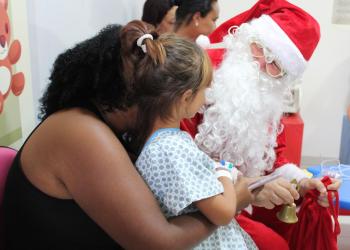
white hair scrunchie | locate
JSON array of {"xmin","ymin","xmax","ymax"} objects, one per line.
[{"xmin": 136, "ymin": 34, "xmax": 153, "ymax": 53}]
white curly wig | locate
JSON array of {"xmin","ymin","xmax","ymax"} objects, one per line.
[{"xmin": 195, "ymin": 23, "xmax": 296, "ymax": 177}]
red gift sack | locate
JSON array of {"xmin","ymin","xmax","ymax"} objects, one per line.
[{"xmin": 288, "ymin": 176, "xmax": 341, "ymax": 250}]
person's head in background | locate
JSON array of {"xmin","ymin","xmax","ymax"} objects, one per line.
[
  {"xmin": 174, "ymin": 0, "xmax": 219, "ymax": 41},
  {"xmin": 142, "ymin": 0, "xmax": 178, "ymax": 34},
  {"xmin": 120, "ymin": 20, "xmax": 212, "ymax": 151}
]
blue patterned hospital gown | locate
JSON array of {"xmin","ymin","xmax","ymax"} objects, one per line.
[{"xmin": 136, "ymin": 128, "xmax": 257, "ymax": 250}]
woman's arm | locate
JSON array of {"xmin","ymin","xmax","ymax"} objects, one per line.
[{"xmin": 51, "ymin": 113, "xmax": 215, "ymax": 249}]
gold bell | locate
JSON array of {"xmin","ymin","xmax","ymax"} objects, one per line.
[
  {"xmin": 276, "ymin": 179, "xmax": 299, "ymax": 224},
  {"xmin": 276, "ymin": 203, "xmax": 298, "ymax": 224}
]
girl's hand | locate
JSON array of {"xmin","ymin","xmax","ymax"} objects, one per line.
[
  {"xmin": 299, "ymin": 178, "xmax": 342, "ymax": 207},
  {"xmin": 234, "ymin": 176, "xmax": 254, "ymax": 211},
  {"xmin": 252, "ymin": 177, "xmax": 299, "ymax": 209}
]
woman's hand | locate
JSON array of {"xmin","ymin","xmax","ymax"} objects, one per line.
[
  {"xmin": 234, "ymin": 176, "xmax": 254, "ymax": 211},
  {"xmin": 299, "ymin": 178, "xmax": 342, "ymax": 207},
  {"xmin": 251, "ymin": 177, "xmax": 299, "ymax": 209}
]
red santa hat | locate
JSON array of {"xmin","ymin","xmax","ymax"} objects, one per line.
[{"xmin": 209, "ymin": 0, "xmax": 320, "ymax": 78}]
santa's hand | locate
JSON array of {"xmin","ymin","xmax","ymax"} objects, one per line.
[
  {"xmin": 326, "ymin": 178, "xmax": 342, "ymax": 191},
  {"xmin": 299, "ymin": 178, "xmax": 342, "ymax": 207},
  {"xmin": 299, "ymin": 178, "xmax": 326, "ymax": 196},
  {"xmin": 252, "ymin": 177, "xmax": 299, "ymax": 209}
]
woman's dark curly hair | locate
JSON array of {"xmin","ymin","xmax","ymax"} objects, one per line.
[{"xmin": 39, "ymin": 24, "xmax": 134, "ymax": 120}]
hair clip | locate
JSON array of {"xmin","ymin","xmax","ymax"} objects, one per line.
[{"xmin": 137, "ymin": 34, "xmax": 153, "ymax": 53}]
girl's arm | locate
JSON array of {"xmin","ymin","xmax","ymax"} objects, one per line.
[{"xmin": 195, "ymin": 175, "xmax": 252, "ymax": 226}]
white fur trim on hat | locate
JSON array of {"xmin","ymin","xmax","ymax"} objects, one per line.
[
  {"xmin": 196, "ymin": 35, "xmax": 211, "ymax": 49},
  {"xmin": 249, "ymin": 15, "xmax": 307, "ymax": 80},
  {"xmin": 273, "ymin": 163, "xmax": 310, "ymax": 182}
]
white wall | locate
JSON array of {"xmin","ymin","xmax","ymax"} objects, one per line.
[
  {"xmin": 10, "ymin": 0, "xmax": 36, "ymax": 148},
  {"xmin": 26, "ymin": 0, "xmax": 350, "ymax": 160},
  {"xmin": 27, "ymin": 0, "xmax": 144, "ymax": 121},
  {"xmin": 218, "ymin": 0, "xmax": 350, "ymax": 160}
]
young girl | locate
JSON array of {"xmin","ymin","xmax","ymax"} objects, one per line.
[{"xmin": 121, "ymin": 20, "xmax": 257, "ymax": 250}]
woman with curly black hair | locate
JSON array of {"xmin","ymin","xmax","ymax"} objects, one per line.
[
  {"xmin": 174, "ymin": 0, "xmax": 220, "ymax": 41},
  {"xmin": 39, "ymin": 25, "xmax": 132, "ymax": 119},
  {"xmin": 3, "ymin": 23, "xmax": 216, "ymax": 249}
]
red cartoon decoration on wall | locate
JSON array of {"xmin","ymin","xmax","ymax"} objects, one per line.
[{"xmin": 0, "ymin": 0, "xmax": 25, "ymax": 113}]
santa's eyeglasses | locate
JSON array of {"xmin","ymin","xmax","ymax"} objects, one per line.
[{"xmin": 250, "ymin": 41, "xmax": 285, "ymax": 78}]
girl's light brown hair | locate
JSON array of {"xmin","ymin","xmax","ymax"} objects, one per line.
[{"xmin": 120, "ymin": 20, "xmax": 212, "ymax": 152}]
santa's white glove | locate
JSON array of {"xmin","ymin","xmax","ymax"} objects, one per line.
[{"xmin": 273, "ymin": 163, "xmax": 309, "ymax": 182}]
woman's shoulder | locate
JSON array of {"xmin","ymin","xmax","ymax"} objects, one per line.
[
  {"xmin": 44, "ymin": 108, "xmax": 114, "ymax": 140},
  {"xmin": 21, "ymin": 107, "xmax": 130, "ymax": 199},
  {"xmin": 23, "ymin": 107, "xmax": 125, "ymax": 173},
  {"xmin": 48, "ymin": 107, "xmax": 106, "ymax": 127},
  {"xmin": 42, "ymin": 108, "xmax": 123, "ymax": 156}
]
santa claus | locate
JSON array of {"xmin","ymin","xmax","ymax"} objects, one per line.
[{"xmin": 181, "ymin": 0, "xmax": 341, "ymax": 249}]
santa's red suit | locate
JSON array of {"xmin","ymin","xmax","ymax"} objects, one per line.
[
  {"xmin": 181, "ymin": 108, "xmax": 291, "ymax": 250},
  {"xmin": 180, "ymin": 0, "xmax": 321, "ymax": 248},
  {"xmin": 181, "ymin": 51, "xmax": 292, "ymax": 248}
]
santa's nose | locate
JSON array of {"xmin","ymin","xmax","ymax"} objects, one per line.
[{"xmin": 0, "ymin": 35, "xmax": 6, "ymax": 48}]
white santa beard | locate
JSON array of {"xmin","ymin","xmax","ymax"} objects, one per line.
[{"xmin": 195, "ymin": 25, "xmax": 293, "ymax": 177}]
